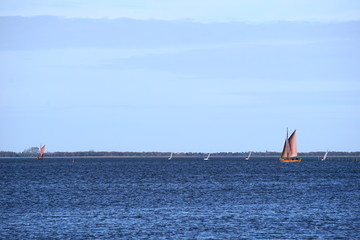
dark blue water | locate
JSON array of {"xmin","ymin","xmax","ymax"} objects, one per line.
[{"xmin": 1, "ymin": 157, "xmax": 359, "ymax": 239}]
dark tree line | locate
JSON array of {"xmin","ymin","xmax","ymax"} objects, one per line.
[{"xmin": 1, "ymin": 151, "xmax": 359, "ymax": 158}]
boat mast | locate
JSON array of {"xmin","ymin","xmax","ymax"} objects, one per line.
[{"xmin": 285, "ymin": 128, "xmax": 291, "ymax": 158}]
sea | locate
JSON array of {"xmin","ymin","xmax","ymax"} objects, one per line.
[{"xmin": 1, "ymin": 157, "xmax": 359, "ymax": 239}]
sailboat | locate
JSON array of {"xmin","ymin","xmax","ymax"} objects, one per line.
[
  {"xmin": 280, "ymin": 129, "xmax": 301, "ymax": 162},
  {"xmin": 37, "ymin": 145, "xmax": 46, "ymax": 159},
  {"xmin": 204, "ymin": 153, "xmax": 211, "ymax": 160},
  {"xmin": 245, "ymin": 151, "xmax": 252, "ymax": 160},
  {"xmin": 321, "ymin": 150, "xmax": 328, "ymax": 161},
  {"xmin": 168, "ymin": 152, "xmax": 173, "ymax": 160}
]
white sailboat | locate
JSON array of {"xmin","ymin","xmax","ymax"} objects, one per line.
[
  {"xmin": 321, "ymin": 150, "xmax": 328, "ymax": 161},
  {"xmin": 204, "ymin": 153, "xmax": 211, "ymax": 160},
  {"xmin": 245, "ymin": 151, "xmax": 252, "ymax": 160},
  {"xmin": 168, "ymin": 152, "xmax": 173, "ymax": 160}
]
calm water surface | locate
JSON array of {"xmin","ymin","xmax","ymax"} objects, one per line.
[{"xmin": 1, "ymin": 157, "xmax": 359, "ymax": 239}]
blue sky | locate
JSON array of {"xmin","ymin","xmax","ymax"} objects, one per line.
[
  {"xmin": 0, "ymin": 1, "xmax": 359, "ymax": 153},
  {"xmin": 1, "ymin": 0, "xmax": 360, "ymax": 22}
]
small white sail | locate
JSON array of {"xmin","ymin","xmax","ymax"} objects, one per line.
[
  {"xmin": 321, "ymin": 150, "xmax": 328, "ymax": 161},
  {"xmin": 204, "ymin": 153, "xmax": 211, "ymax": 160},
  {"xmin": 168, "ymin": 152, "xmax": 173, "ymax": 160},
  {"xmin": 245, "ymin": 151, "xmax": 252, "ymax": 160}
]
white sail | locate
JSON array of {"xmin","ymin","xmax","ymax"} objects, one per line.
[
  {"xmin": 168, "ymin": 152, "xmax": 173, "ymax": 160},
  {"xmin": 204, "ymin": 153, "xmax": 211, "ymax": 160},
  {"xmin": 321, "ymin": 150, "xmax": 328, "ymax": 161},
  {"xmin": 245, "ymin": 151, "xmax": 252, "ymax": 160}
]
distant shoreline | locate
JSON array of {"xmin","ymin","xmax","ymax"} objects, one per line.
[
  {"xmin": 1, "ymin": 155, "xmax": 359, "ymax": 159},
  {"xmin": 1, "ymin": 151, "xmax": 359, "ymax": 158}
]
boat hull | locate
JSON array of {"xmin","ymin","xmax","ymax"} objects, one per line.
[{"xmin": 279, "ymin": 158, "xmax": 302, "ymax": 162}]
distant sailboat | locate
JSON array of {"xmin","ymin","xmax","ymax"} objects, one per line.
[
  {"xmin": 245, "ymin": 151, "xmax": 252, "ymax": 160},
  {"xmin": 321, "ymin": 150, "xmax": 329, "ymax": 161},
  {"xmin": 280, "ymin": 129, "xmax": 301, "ymax": 162},
  {"xmin": 168, "ymin": 152, "xmax": 173, "ymax": 160},
  {"xmin": 38, "ymin": 145, "xmax": 46, "ymax": 159},
  {"xmin": 204, "ymin": 153, "xmax": 211, "ymax": 160}
]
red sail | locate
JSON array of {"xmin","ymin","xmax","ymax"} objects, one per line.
[
  {"xmin": 288, "ymin": 130, "xmax": 298, "ymax": 157},
  {"xmin": 38, "ymin": 145, "xmax": 46, "ymax": 159},
  {"xmin": 280, "ymin": 130, "xmax": 297, "ymax": 158},
  {"xmin": 281, "ymin": 140, "xmax": 289, "ymax": 158}
]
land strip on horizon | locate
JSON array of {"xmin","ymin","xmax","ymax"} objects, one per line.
[{"xmin": 1, "ymin": 151, "xmax": 359, "ymax": 158}]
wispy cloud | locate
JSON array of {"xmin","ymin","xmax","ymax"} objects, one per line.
[
  {"xmin": 1, "ymin": 0, "xmax": 360, "ymax": 22},
  {"xmin": 1, "ymin": 16, "xmax": 359, "ymax": 51}
]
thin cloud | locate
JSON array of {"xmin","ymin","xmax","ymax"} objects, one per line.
[{"xmin": 1, "ymin": 0, "xmax": 360, "ymax": 22}]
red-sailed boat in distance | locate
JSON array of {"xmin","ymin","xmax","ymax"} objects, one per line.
[
  {"xmin": 280, "ymin": 129, "xmax": 302, "ymax": 162},
  {"xmin": 38, "ymin": 145, "xmax": 46, "ymax": 159}
]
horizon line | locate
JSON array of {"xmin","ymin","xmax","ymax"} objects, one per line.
[{"xmin": 2, "ymin": 150, "xmax": 360, "ymax": 154}]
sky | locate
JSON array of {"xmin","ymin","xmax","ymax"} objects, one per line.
[{"xmin": 0, "ymin": 1, "xmax": 359, "ymax": 153}]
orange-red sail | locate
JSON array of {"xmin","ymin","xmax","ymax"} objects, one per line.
[
  {"xmin": 281, "ymin": 140, "xmax": 289, "ymax": 158},
  {"xmin": 38, "ymin": 145, "xmax": 46, "ymax": 159},
  {"xmin": 288, "ymin": 130, "xmax": 297, "ymax": 157},
  {"xmin": 281, "ymin": 130, "xmax": 298, "ymax": 158}
]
